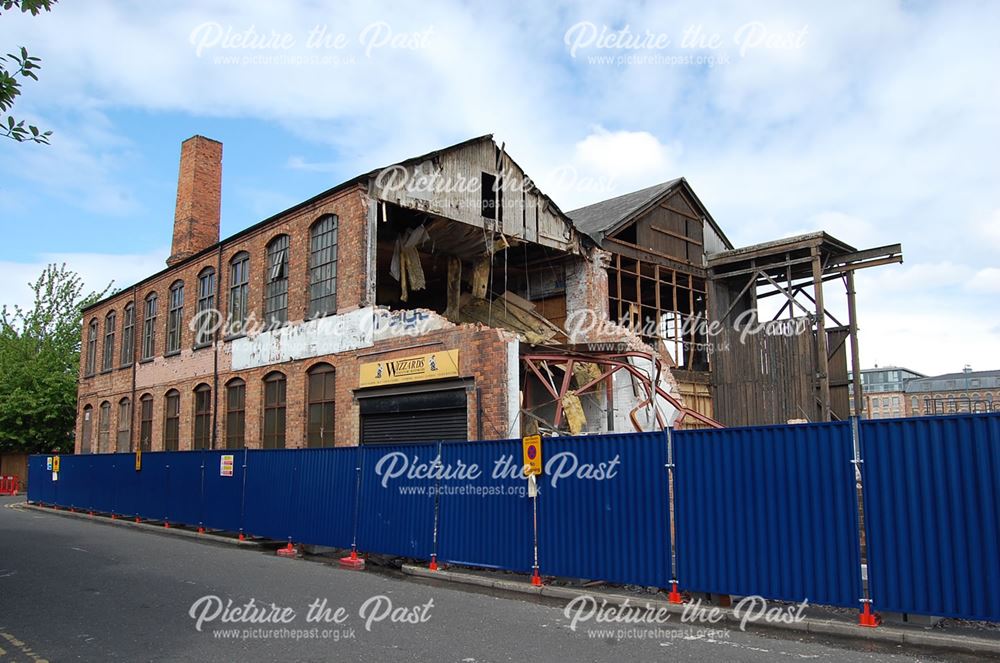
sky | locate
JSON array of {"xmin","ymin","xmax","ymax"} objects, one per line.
[{"xmin": 0, "ymin": 0, "xmax": 997, "ymax": 375}]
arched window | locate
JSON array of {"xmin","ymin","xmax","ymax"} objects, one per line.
[
  {"xmin": 85, "ymin": 318, "xmax": 98, "ymax": 376},
  {"xmin": 98, "ymin": 401, "xmax": 111, "ymax": 453},
  {"xmin": 117, "ymin": 397, "xmax": 131, "ymax": 452},
  {"xmin": 142, "ymin": 293, "xmax": 158, "ymax": 360},
  {"xmin": 229, "ymin": 252, "xmax": 250, "ymax": 335},
  {"xmin": 225, "ymin": 378, "xmax": 246, "ymax": 450},
  {"xmin": 81, "ymin": 404, "xmax": 93, "ymax": 454},
  {"xmin": 139, "ymin": 394, "xmax": 153, "ymax": 452},
  {"xmin": 307, "ymin": 363, "xmax": 335, "ymax": 448},
  {"xmin": 102, "ymin": 311, "xmax": 116, "ymax": 372},
  {"xmin": 120, "ymin": 302, "xmax": 135, "ymax": 366},
  {"xmin": 164, "ymin": 389, "xmax": 180, "ymax": 451},
  {"xmin": 910, "ymin": 396, "xmax": 918, "ymax": 415},
  {"xmin": 193, "ymin": 384, "xmax": 212, "ymax": 450},
  {"xmin": 195, "ymin": 267, "xmax": 216, "ymax": 347},
  {"xmin": 166, "ymin": 281, "xmax": 184, "ymax": 354},
  {"xmin": 309, "ymin": 215, "xmax": 338, "ymax": 317},
  {"xmin": 924, "ymin": 396, "xmax": 931, "ymax": 415},
  {"xmin": 264, "ymin": 234, "xmax": 290, "ymax": 326},
  {"xmin": 263, "ymin": 372, "xmax": 286, "ymax": 449}
]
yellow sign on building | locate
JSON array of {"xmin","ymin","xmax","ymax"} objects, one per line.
[{"xmin": 359, "ymin": 349, "xmax": 459, "ymax": 388}]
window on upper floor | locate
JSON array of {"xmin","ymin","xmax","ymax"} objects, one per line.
[
  {"xmin": 120, "ymin": 303, "xmax": 135, "ymax": 366},
  {"xmin": 229, "ymin": 252, "xmax": 250, "ymax": 336},
  {"xmin": 265, "ymin": 234, "xmax": 290, "ymax": 327},
  {"xmin": 166, "ymin": 281, "xmax": 184, "ymax": 355},
  {"xmin": 308, "ymin": 216, "xmax": 338, "ymax": 317},
  {"xmin": 142, "ymin": 294, "xmax": 158, "ymax": 360},
  {"xmin": 102, "ymin": 311, "xmax": 116, "ymax": 372},
  {"xmin": 196, "ymin": 268, "xmax": 216, "ymax": 347},
  {"xmin": 85, "ymin": 319, "xmax": 98, "ymax": 376}
]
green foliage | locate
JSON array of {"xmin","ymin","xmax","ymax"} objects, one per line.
[
  {"xmin": 0, "ymin": 264, "xmax": 110, "ymax": 453},
  {"xmin": 0, "ymin": 0, "xmax": 55, "ymax": 144}
]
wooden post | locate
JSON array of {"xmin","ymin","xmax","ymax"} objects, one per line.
[
  {"xmin": 812, "ymin": 248, "xmax": 832, "ymax": 421},
  {"xmin": 846, "ymin": 270, "xmax": 863, "ymax": 418}
]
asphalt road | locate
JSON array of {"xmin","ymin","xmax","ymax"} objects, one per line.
[{"xmin": 0, "ymin": 495, "xmax": 960, "ymax": 662}]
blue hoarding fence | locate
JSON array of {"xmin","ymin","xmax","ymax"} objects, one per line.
[
  {"xmin": 24, "ymin": 412, "xmax": 1000, "ymax": 625},
  {"xmin": 860, "ymin": 413, "xmax": 1000, "ymax": 622}
]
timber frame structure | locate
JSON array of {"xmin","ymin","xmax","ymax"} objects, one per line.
[{"xmin": 708, "ymin": 233, "xmax": 903, "ymax": 426}]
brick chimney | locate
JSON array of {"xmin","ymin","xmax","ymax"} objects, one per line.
[{"xmin": 167, "ymin": 135, "xmax": 222, "ymax": 266}]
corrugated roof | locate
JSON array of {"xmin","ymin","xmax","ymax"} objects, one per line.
[{"xmin": 566, "ymin": 179, "xmax": 681, "ymax": 241}]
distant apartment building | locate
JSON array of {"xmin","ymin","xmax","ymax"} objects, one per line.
[
  {"xmin": 904, "ymin": 367, "xmax": 1000, "ymax": 416},
  {"xmin": 849, "ymin": 366, "xmax": 925, "ymax": 419}
]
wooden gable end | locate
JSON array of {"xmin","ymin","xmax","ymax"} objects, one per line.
[{"xmin": 608, "ymin": 188, "xmax": 705, "ymax": 266}]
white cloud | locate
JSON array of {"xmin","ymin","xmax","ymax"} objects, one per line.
[{"xmin": 968, "ymin": 267, "xmax": 1000, "ymax": 294}]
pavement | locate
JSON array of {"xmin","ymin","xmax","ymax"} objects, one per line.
[{"xmin": 0, "ymin": 495, "xmax": 992, "ymax": 662}]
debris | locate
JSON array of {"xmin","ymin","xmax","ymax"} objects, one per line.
[
  {"xmin": 561, "ymin": 392, "xmax": 586, "ymax": 434},
  {"xmin": 445, "ymin": 256, "xmax": 462, "ymax": 319},
  {"xmin": 573, "ymin": 362, "xmax": 602, "ymax": 390}
]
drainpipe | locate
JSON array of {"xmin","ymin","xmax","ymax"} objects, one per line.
[{"xmin": 211, "ymin": 245, "xmax": 222, "ymax": 449}]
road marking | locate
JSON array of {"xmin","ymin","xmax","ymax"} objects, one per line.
[
  {"xmin": 0, "ymin": 631, "xmax": 49, "ymax": 662},
  {"xmin": 70, "ymin": 547, "xmax": 89, "ymax": 553}
]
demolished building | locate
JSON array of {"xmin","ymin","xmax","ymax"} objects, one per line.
[{"xmin": 74, "ymin": 134, "xmax": 900, "ymax": 453}]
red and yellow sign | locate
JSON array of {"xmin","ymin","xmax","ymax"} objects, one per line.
[
  {"xmin": 359, "ymin": 349, "xmax": 459, "ymax": 388},
  {"xmin": 522, "ymin": 435, "xmax": 542, "ymax": 476}
]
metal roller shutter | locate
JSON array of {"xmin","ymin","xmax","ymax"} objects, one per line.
[{"xmin": 360, "ymin": 388, "xmax": 468, "ymax": 445}]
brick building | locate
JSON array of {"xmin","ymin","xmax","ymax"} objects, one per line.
[{"xmin": 904, "ymin": 367, "xmax": 1000, "ymax": 416}]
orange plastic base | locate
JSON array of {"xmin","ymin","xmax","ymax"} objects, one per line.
[
  {"xmin": 429, "ymin": 556, "xmax": 438, "ymax": 571},
  {"xmin": 859, "ymin": 603, "xmax": 879, "ymax": 627},
  {"xmin": 276, "ymin": 542, "xmax": 296, "ymax": 558},
  {"xmin": 238, "ymin": 533, "xmax": 246, "ymax": 541},
  {"xmin": 339, "ymin": 550, "xmax": 365, "ymax": 570},
  {"xmin": 668, "ymin": 582, "xmax": 684, "ymax": 604},
  {"xmin": 197, "ymin": 527, "xmax": 205, "ymax": 534},
  {"xmin": 531, "ymin": 569, "xmax": 543, "ymax": 587}
]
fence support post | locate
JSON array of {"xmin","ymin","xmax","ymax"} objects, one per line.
[
  {"xmin": 429, "ymin": 441, "xmax": 442, "ymax": 571},
  {"xmin": 852, "ymin": 416, "xmax": 879, "ymax": 627},
  {"xmin": 666, "ymin": 427, "xmax": 683, "ymax": 604},
  {"xmin": 340, "ymin": 446, "xmax": 365, "ymax": 570}
]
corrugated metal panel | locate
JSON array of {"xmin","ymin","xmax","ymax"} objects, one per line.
[
  {"xmin": 436, "ymin": 439, "xmax": 532, "ymax": 572},
  {"xmin": 163, "ymin": 451, "xmax": 205, "ymax": 527},
  {"xmin": 861, "ymin": 413, "xmax": 1000, "ymax": 620},
  {"xmin": 134, "ymin": 453, "xmax": 170, "ymax": 521},
  {"xmin": 356, "ymin": 443, "xmax": 437, "ymax": 559},
  {"xmin": 201, "ymin": 449, "xmax": 247, "ymax": 532},
  {"xmin": 538, "ymin": 432, "xmax": 671, "ymax": 588},
  {"xmin": 26, "ymin": 455, "xmax": 46, "ymax": 503},
  {"xmin": 675, "ymin": 421, "xmax": 861, "ymax": 607},
  {"xmin": 57, "ymin": 454, "xmax": 92, "ymax": 510},
  {"xmin": 242, "ymin": 449, "xmax": 298, "ymax": 541},
  {"xmin": 87, "ymin": 454, "xmax": 121, "ymax": 514},
  {"xmin": 291, "ymin": 447, "xmax": 358, "ymax": 549}
]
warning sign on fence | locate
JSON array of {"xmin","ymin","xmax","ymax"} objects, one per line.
[{"xmin": 220, "ymin": 454, "xmax": 234, "ymax": 477}]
